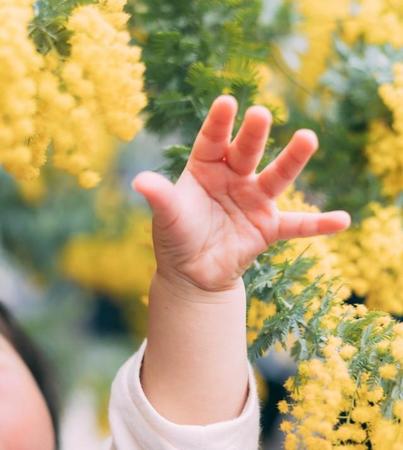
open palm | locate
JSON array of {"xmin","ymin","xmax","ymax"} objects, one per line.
[{"xmin": 134, "ymin": 96, "xmax": 350, "ymax": 291}]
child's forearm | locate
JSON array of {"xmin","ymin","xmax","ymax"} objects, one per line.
[{"xmin": 140, "ymin": 271, "xmax": 249, "ymax": 425}]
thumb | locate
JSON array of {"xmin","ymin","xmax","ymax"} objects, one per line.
[{"xmin": 132, "ymin": 171, "xmax": 179, "ymax": 229}]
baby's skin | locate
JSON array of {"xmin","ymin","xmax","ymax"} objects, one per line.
[{"xmin": 133, "ymin": 95, "xmax": 350, "ymax": 425}]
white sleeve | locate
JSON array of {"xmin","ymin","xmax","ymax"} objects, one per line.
[{"xmin": 104, "ymin": 339, "xmax": 261, "ymax": 450}]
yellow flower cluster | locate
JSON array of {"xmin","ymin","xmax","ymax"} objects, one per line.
[
  {"xmin": 17, "ymin": 176, "xmax": 47, "ymax": 204},
  {"xmin": 282, "ymin": 337, "xmax": 355, "ymax": 450},
  {"xmin": 0, "ymin": 0, "xmax": 147, "ymax": 187},
  {"xmin": 282, "ymin": 323, "xmax": 403, "ymax": 449},
  {"xmin": 367, "ymin": 121, "xmax": 403, "ymax": 197},
  {"xmin": 296, "ymin": 0, "xmax": 350, "ymax": 91},
  {"xmin": 35, "ymin": 52, "xmax": 115, "ymax": 188},
  {"xmin": 61, "ymin": 212, "xmax": 155, "ymax": 298},
  {"xmin": 66, "ymin": 1, "xmax": 147, "ymax": 142},
  {"xmin": 247, "ymin": 298, "xmax": 277, "ymax": 344},
  {"xmin": 332, "ymin": 203, "xmax": 403, "ymax": 314},
  {"xmin": 367, "ymin": 64, "xmax": 403, "ymax": 197},
  {"xmin": 343, "ymin": 0, "xmax": 403, "ymax": 47},
  {"xmin": 0, "ymin": 0, "xmax": 43, "ymax": 180},
  {"xmin": 39, "ymin": 0, "xmax": 147, "ymax": 187}
]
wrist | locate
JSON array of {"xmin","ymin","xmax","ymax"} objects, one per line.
[{"xmin": 151, "ymin": 269, "xmax": 246, "ymax": 305}]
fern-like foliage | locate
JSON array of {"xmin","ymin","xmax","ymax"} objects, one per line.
[{"xmin": 126, "ymin": 0, "xmax": 292, "ymax": 142}]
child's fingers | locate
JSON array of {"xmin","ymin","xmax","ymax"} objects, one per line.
[
  {"xmin": 278, "ymin": 211, "xmax": 351, "ymax": 240},
  {"xmin": 189, "ymin": 95, "xmax": 237, "ymax": 163},
  {"xmin": 132, "ymin": 171, "xmax": 179, "ymax": 229},
  {"xmin": 258, "ymin": 129, "xmax": 318, "ymax": 198},
  {"xmin": 226, "ymin": 105, "xmax": 272, "ymax": 175}
]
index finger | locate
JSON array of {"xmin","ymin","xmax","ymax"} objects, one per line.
[{"xmin": 189, "ymin": 95, "xmax": 238, "ymax": 163}]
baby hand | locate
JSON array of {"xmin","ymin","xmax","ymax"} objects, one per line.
[{"xmin": 133, "ymin": 95, "xmax": 350, "ymax": 292}]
